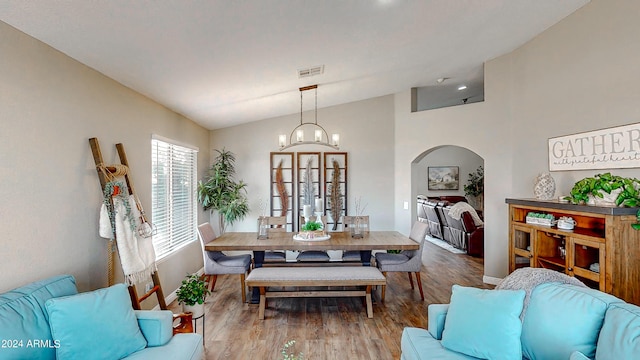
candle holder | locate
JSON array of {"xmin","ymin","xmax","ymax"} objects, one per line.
[{"xmin": 314, "ymin": 212, "xmax": 324, "ymax": 230}]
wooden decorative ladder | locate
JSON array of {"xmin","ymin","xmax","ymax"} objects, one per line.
[{"xmin": 88, "ymin": 137, "xmax": 167, "ymax": 310}]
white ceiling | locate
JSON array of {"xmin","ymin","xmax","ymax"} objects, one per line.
[{"xmin": 0, "ymin": 0, "xmax": 589, "ymax": 130}]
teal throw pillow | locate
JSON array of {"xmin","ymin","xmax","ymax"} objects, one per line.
[
  {"xmin": 441, "ymin": 285, "xmax": 526, "ymax": 360},
  {"xmin": 45, "ymin": 283, "xmax": 147, "ymax": 360}
]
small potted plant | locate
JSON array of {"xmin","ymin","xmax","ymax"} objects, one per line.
[
  {"xmin": 300, "ymin": 221, "xmax": 324, "ymax": 239},
  {"xmin": 176, "ymin": 274, "xmax": 210, "ymax": 318}
]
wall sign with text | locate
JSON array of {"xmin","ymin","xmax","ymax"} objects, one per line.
[{"xmin": 548, "ymin": 123, "xmax": 640, "ymax": 171}]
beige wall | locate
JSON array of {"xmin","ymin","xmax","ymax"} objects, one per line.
[
  {"xmin": 396, "ymin": 0, "xmax": 640, "ymax": 281},
  {"xmin": 2, "ymin": 0, "xmax": 637, "ymax": 291},
  {"xmin": 0, "ymin": 21, "xmax": 209, "ymax": 300},
  {"xmin": 210, "ymin": 95, "xmax": 396, "ymax": 232}
]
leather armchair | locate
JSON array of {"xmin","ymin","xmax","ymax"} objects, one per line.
[
  {"xmin": 461, "ymin": 211, "xmax": 484, "ymax": 257},
  {"xmin": 417, "ymin": 196, "xmax": 428, "ymax": 222},
  {"xmin": 435, "ymin": 201, "xmax": 452, "ymax": 243},
  {"xmin": 443, "ymin": 206, "xmax": 466, "ymax": 250},
  {"xmin": 442, "ymin": 208, "xmax": 484, "ymax": 257},
  {"xmin": 424, "ymin": 200, "xmax": 445, "ymax": 240}
]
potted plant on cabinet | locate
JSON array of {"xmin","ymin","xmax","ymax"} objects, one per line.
[
  {"xmin": 176, "ymin": 274, "xmax": 210, "ymax": 318},
  {"xmin": 197, "ymin": 148, "xmax": 250, "ymax": 233},
  {"xmin": 566, "ymin": 172, "xmax": 640, "ymax": 206}
]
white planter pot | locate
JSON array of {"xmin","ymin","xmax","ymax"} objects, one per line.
[
  {"xmin": 588, "ymin": 188, "xmax": 622, "ymax": 206},
  {"xmin": 182, "ymin": 302, "xmax": 204, "ymax": 318}
]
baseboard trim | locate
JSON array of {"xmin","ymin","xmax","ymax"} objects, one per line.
[
  {"xmin": 483, "ymin": 275, "xmax": 502, "ymax": 285},
  {"xmin": 153, "ymin": 267, "xmax": 204, "ymax": 310}
]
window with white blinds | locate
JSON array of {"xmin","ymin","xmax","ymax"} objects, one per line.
[{"xmin": 151, "ymin": 138, "xmax": 198, "ymax": 260}]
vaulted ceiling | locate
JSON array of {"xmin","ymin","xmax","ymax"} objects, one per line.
[{"xmin": 0, "ymin": 0, "xmax": 589, "ymax": 129}]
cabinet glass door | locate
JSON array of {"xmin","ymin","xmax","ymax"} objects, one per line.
[
  {"xmin": 568, "ymin": 237, "xmax": 605, "ymax": 291},
  {"xmin": 535, "ymin": 231, "xmax": 567, "ymax": 273},
  {"xmin": 511, "ymin": 225, "xmax": 533, "ymax": 270}
]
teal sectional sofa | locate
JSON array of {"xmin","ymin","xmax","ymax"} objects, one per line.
[
  {"xmin": 0, "ymin": 275, "xmax": 203, "ymax": 360},
  {"xmin": 401, "ymin": 282, "xmax": 640, "ymax": 360}
]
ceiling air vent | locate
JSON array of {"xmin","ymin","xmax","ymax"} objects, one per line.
[{"xmin": 298, "ymin": 65, "xmax": 324, "ymax": 78}]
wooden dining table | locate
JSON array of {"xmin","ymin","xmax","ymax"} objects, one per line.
[
  {"xmin": 204, "ymin": 230, "xmax": 418, "ymax": 266},
  {"xmin": 204, "ymin": 230, "xmax": 419, "ymax": 303}
]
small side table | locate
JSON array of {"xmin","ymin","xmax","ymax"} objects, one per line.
[{"xmin": 192, "ymin": 313, "xmax": 205, "ymax": 346}]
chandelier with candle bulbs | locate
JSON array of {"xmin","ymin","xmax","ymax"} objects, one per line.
[{"xmin": 279, "ymin": 85, "xmax": 339, "ymax": 150}]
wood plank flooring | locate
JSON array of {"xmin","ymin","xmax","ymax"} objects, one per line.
[{"xmin": 171, "ymin": 241, "xmax": 493, "ymax": 360}]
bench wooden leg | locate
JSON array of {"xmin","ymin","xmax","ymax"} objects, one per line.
[
  {"xmin": 258, "ymin": 287, "xmax": 266, "ymax": 320},
  {"xmin": 381, "ymin": 272, "xmax": 387, "ymax": 302},
  {"xmin": 415, "ymin": 272, "xmax": 425, "ymax": 301},
  {"xmin": 240, "ymin": 273, "xmax": 247, "ymax": 303},
  {"xmin": 365, "ymin": 285, "xmax": 374, "ymax": 318}
]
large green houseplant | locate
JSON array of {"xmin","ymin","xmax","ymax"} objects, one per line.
[
  {"xmin": 197, "ymin": 148, "xmax": 249, "ymax": 233},
  {"xmin": 567, "ymin": 172, "xmax": 640, "ymax": 207},
  {"xmin": 464, "ymin": 166, "xmax": 484, "ymax": 211}
]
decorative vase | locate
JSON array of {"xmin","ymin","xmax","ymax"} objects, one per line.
[
  {"xmin": 534, "ymin": 173, "xmax": 556, "ymax": 200},
  {"xmin": 469, "ymin": 194, "xmax": 484, "ymax": 212},
  {"xmin": 183, "ymin": 302, "xmax": 204, "ymax": 318},
  {"xmin": 257, "ymin": 216, "xmax": 268, "ymax": 239},
  {"xmin": 351, "ymin": 216, "xmax": 363, "ymax": 238}
]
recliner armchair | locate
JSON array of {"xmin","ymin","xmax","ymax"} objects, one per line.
[
  {"xmin": 461, "ymin": 211, "xmax": 484, "ymax": 257},
  {"xmin": 442, "ymin": 207, "xmax": 484, "ymax": 257},
  {"xmin": 435, "ymin": 201, "xmax": 452, "ymax": 243},
  {"xmin": 424, "ymin": 200, "xmax": 444, "ymax": 240},
  {"xmin": 443, "ymin": 207, "xmax": 466, "ymax": 251}
]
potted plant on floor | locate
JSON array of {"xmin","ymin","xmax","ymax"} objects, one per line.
[
  {"xmin": 464, "ymin": 166, "xmax": 484, "ymax": 212},
  {"xmin": 197, "ymin": 148, "xmax": 250, "ymax": 233},
  {"xmin": 176, "ymin": 274, "xmax": 210, "ymax": 318}
]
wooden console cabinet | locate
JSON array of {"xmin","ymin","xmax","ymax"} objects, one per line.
[{"xmin": 506, "ymin": 198, "xmax": 640, "ymax": 305}]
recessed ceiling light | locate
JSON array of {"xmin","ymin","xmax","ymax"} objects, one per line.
[{"xmin": 458, "ymin": 85, "xmax": 467, "ymax": 91}]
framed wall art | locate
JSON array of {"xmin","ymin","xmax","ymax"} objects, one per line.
[{"xmin": 428, "ymin": 166, "xmax": 459, "ymax": 190}]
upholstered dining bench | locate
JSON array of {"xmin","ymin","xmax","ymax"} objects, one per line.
[{"xmin": 245, "ymin": 266, "xmax": 386, "ymax": 319}]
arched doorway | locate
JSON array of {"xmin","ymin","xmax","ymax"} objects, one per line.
[{"xmin": 411, "ymin": 145, "xmax": 484, "ymax": 255}]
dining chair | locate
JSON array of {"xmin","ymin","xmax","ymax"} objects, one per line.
[
  {"xmin": 263, "ymin": 216, "xmax": 287, "ymax": 263},
  {"xmin": 342, "ymin": 215, "xmax": 370, "ymax": 262},
  {"xmin": 197, "ymin": 222, "xmax": 252, "ymax": 303},
  {"xmin": 374, "ymin": 220, "xmax": 429, "ymax": 301},
  {"xmin": 296, "ymin": 215, "xmax": 330, "ymax": 262}
]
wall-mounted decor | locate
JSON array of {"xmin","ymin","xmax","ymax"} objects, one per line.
[
  {"xmin": 269, "ymin": 151, "xmax": 348, "ymax": 232},
  {"xmin": 548, "ymin": 122, "xmax": 640, "ymax": 171},
  {"xmin": 428, "ymin": 166, "xmax": 459, "ymax": 190},
  {"xmin": 270, "ymin": 152, "xmax": 294, "ymax": 231},
  {"xmin": 296, "ymin": 152, "xmax": 321, "ymax": 231},
  {"xmin": 324, "ymin": 152, "xmax": 348, "ymax": 231}
]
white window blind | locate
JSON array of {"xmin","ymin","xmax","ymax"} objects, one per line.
[{"xmin": 151, "ymin": 138, "xmax": 198, "ymax": 260}]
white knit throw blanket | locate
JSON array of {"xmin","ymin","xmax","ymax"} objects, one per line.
[
  {"xmin": 99, "ymin": 195, "xmax": 157, "ymax": 285},
  {"xmin": 448, "ymin": 201, "xmax": 484, "ymax": 226},
  {"xmin": 496, "ymin": 268, "xmax": 587, "ymax": 320}
]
